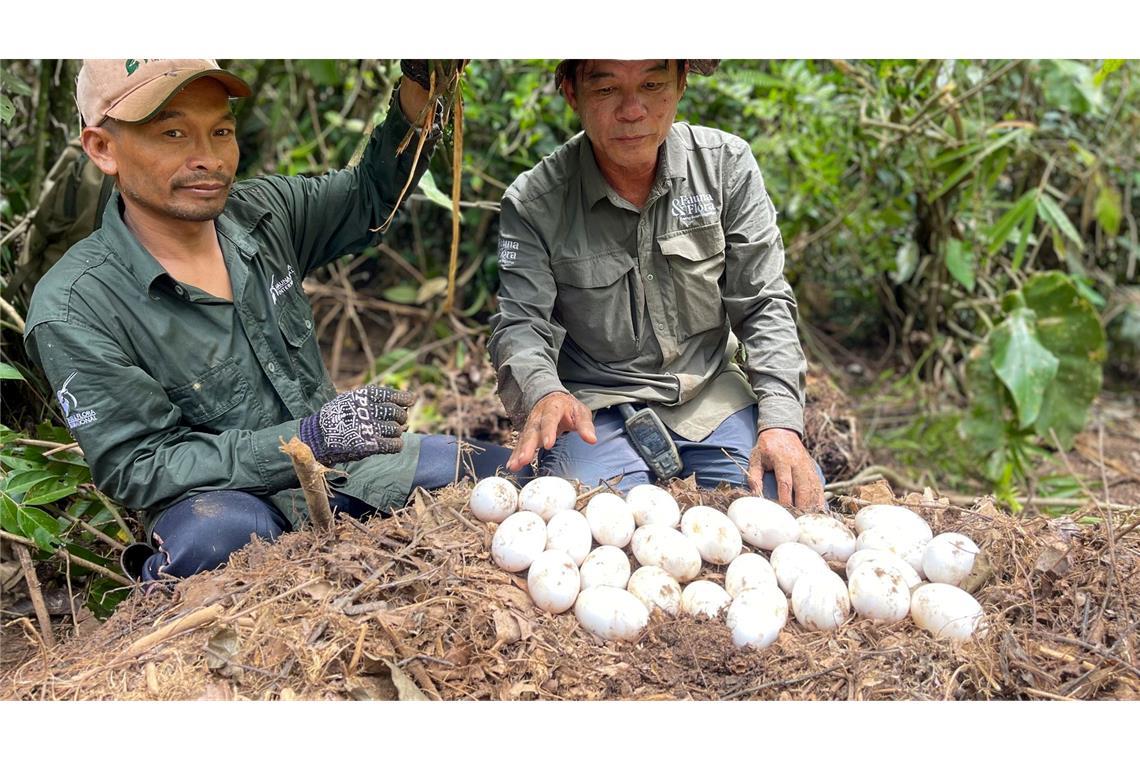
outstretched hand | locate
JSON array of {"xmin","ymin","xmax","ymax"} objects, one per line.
[
  {"xmin": 506, "ymin": 391, "xmax": 597, "ymax": 471},
  {"xmin": 748, "ymin": 427, "xmax": 825, "ymax": 512}
]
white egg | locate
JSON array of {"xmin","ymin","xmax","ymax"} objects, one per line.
[
  {"xmin": 724, "ymin": 553, "xmax": 778, "ymax": 597},
  {"xmin": 726, "ymin": 585, "xmax": 788, "ymax": 649},
  {"xmin": 791, "ymin": 570, "xmax": 851, "ymax": 631},
  {"xmin": 626, "ymin": 566, "xmax": 682, "ymax": 616},
  {"xmin": 579, "ymin": 545, "xmax": 632, "ymax": 590},
  {"xmin": 680, "ymin": 505, "xmax": 743, "ymax": 565},
  {"xmin": 855, "ymin": 526, "xmax": 929, "ymax": 577},
  {"xmin": 584, "ymin": 492, "xmax": 636, "ymax": 548},
  {"xmin": 727, "ymin": 496, "xmax": 800, "ymax": 550},
  {"xmin": 630, "ymin": 525, "xmax": 703, "ymax": 583},
  {"xmin": 468, "ymin": 476, "xmax": 519, "ymax": 523},
  {"xmin": 680, "ymin": 580, "xmax": 732, "ymax": 619},
  {"xmin": 626, "ymin": 484, "xmax": 681, "ymax": 527},
  {"xmin": 910, "ymin": 583, "xmax": 986, "ymax": 641},
  {"xmin": 518, "ymin": 476, "xmax": 578, "ymax": 521},
  {"xmin": 847, "ymin": 563, "xmax": 911, "ymax": 623},
  {"xmin": 853, "ymin": 504, "xmax": 933, "ymax": 541},
  {"xmin": 491, "ymin": 511, "xmax": 548, "ymax": 573},
  {"xmin": 574, "ymin": 586, "xmax": 649, "ymax": 642},
  {"xmin": 845, "ymin": 549, "xmax": 922, "ymax": 589},
  {"xmin": 770, "ymin": 542, "xmax": 830, "ymax": 595},
  {"xmin": 545, "ymin": 510, "xmax": 592, "ymax": 566},
  {"xmin": 922, "ymin": 532, "xmax": 980, "ymax": 587},
  {"xmin": 796, "ymin": 513, "xmax": 857, "ymax": 562},
  {"xmin": 526, "ymin": 550, "xmax": 581, "ymax": 613}
]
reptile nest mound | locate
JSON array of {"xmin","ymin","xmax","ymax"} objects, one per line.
[{"xmin": 2, "ymin": 481, "xmax": 1137, "ymax": 701}]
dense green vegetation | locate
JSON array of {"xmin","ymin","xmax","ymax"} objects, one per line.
[{"xmin": 1, "ymin": 59, "xmax": 1136, "ymax": 613}]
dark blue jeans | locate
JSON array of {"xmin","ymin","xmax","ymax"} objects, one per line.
[{"xmin": 134, "ymin": 434, "xmax": 516, "ymax": 582}]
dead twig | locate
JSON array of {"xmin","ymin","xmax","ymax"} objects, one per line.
[
  {"xmin": 13, "ymin": 544, "xmax": 56, "ymax": 649},
  {"xmin": 279, "ymin": 437, "xmax": 333, "ymax": 532}
]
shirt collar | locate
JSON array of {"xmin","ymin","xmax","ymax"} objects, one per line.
[
  {"xmin": 101, "ymin": 189, "xmax": 270, "ymax": 294},
  {"xmin": 579, "ymin": 124, "xmax": 688, "ymax": 209}
]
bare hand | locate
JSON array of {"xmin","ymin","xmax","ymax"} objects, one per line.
[
  {"xmin": 506, "ymin": 391, "xmax": 597, "ymax": 471},
  {"xmin": 747, "ymin": 428, "xmax": 825, "ymax": 511}
]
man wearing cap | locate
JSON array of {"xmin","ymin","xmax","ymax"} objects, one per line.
[
  {"xmin": 488, "ymin": 59, "xmax": 825, "ymax": 510},
  {"xmin": 23, "ymin": 59, "xmax": 516, "ymax": 583}
]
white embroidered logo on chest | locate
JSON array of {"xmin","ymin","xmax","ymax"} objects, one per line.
[{"xmin": 670, "ymin": 193, "xmax": 718, "ymax": 223}]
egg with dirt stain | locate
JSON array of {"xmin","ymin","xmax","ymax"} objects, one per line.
[
  {"xmin": 854, "ymin": 504, "xmax": 933, "ymax": 541},
  {"xmin": 630, "ymin": 525, "xmax": 703, "ymax": 583},
  {"xmin": 468, "ymin": 476, "xmax": 519, "ymax": 523},
  {"xmin": 845, "ymin": 549, "xmax": 922, "ymax": 589},
  {"xmin": 626, "ymin": 484, "xmax": 681, "ymax": 527},
  {"xmin": 855, "ymin": 526, "xmax": 929, "ymax": 577},
  {"xmin": 574, "ymin": 586, "xmax": 649, "ymax": 642},
  {"xmin": 791, "ymin": 570, "xmax": 851, "ymax": 631},
  {"xmin": 796, "ymin": 513, "xmax": 857, "ymax": 562},
  {"xmin": 770, "ymin": 541, "xmax": 830, "ymax": 595},
  {"xmin": 726, "ymin": 585, "xmax": 788, "ymax": 649},
  {"xmin": 491, "ymin": 511, "xmax": 548, "ymax": 572},
  {"xmin": 626, "ymin": 566, "xmax": 682, "ymax": 616},
  {"xmin": 680, "ymin": 580, "xmax": 732, "ymax": 619},
  {"xmin": 922, "ymin": 532, "xmax": 980, "ymax": 587},
  {"xmin": 727, "ymin": 496, "xmax": 800, "ymax": 550},
  {"xmin": 579, "ymin": 545, "xmax": 631, "ymax": 590},
  {"xmin": 585, "ymin": 492, "xmax": 636, "ymax": 548},
  {"xmin": 518, "ymin": 476, "xmax": 577, "ymax": 521},
  {"xmin": 725, "ymin": 552, "xmax": 778, "ymax": 597},
  {"xmin": 545, "ymin": 509, "xmax": 592, "ymax": 566},
  {"xmin": 910, "ymin": 583, "xmax": 986, "ymax": 641},
  {"xmin": 681, "ymin": 505, "xmax": 743, "ymax": 565},
  {"xmin": 847, "ymin": 562, "xmax": 911, "ymax": 622},
  {"xmin": 526, "ymin": 550, "xmax": 580, "ymax": 613}
]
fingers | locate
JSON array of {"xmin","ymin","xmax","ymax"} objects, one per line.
[
  {"xmin": 572, "ymin": 400, "xmax": 597, "ymax": 445},
  {"xmin": 746, "ymin": 446, "xmax": 765, "ymax": 495},
  {"xmin": 793, "ymin": 460, "xmax": 826, "ymax": 512},
  {"xmin": 370, "ymin": 402, "xmax": 409, "ymax": 424},
  {"xmin": 507, "ymin": 425, "xmax": 541, "ymax": 472},
  {"xmin": 372, "ymin": 436, "xmax": 404, "ymax": 455},
  {"xmin": 774, "ymin": 460, "xmax": 794, "ymax": 508},
  {"xmin": 366, "ymin": 385, "xmax": 416, "ymax": 408}
]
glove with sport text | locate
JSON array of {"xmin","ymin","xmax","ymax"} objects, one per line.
[{"xmin": 298, "ymin": 385, "xmax": 415, "ymax": 465}]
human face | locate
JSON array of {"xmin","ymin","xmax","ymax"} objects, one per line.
[
  {"xmin": 88, "ymin": 78, "xmax": 239, "ymax": 225},
  {"xmin": 562, "ymin": 60, "xmax": 685, "ymax": 182}
]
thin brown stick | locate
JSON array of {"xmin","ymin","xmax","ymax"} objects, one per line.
[
  {"xmin": 443, "ymin": 80, "xmax": 464, "ymax": 312},
  {"xmin": 14, "ymin": 544, "xmax": 56, "ymax": 648},
  {"xmin": 41, "ymin": 502, "xmax": 126, "ymax": 551},
  {"xmin": 0, "ymin": 530, "xmax": 133, "ymax": 586},
  {"xmin": 279, "ymin": 437, "xmax": 333, "ymax": 532},
  {"xmin": 123, "ymin": 604, "xmax": 224, "ymax": 659}
]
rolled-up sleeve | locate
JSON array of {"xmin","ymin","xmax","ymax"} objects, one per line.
[
  {"xmin": 487, "ymin": 192, "xmax": 568, "ymax": 426},
  {"xmin": 720, "ymin": 142, "xmax": 807, "ymax": 435}
]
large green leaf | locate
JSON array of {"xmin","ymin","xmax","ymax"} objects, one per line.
[
  {"xmin": 986, "ymin": 190, "xmax": 1036, "ymax": 256},
  {"xmin": 23, "ymin": 473, "xmax": 81, "ymax": 506},
  {"xmin": 16, "ymin": 505, "xmax": 61, "ymax": 551},
  {"xmin": 2, "ymin": 469, "xmax": 60, "ymax": 498},
  {"xmin": 960, "ymin": 343, "xmax": 1011, "ymax": 458},
  {"xmin": 1022, "ymin": 272, "xmax": 1106, "ymax": 448},
  {"xmin": 0, "ymin": 493, "xmax": 19, "ymax": 533},
  {"xmin": 1036, "ymin": 195, "xmax": 1083, "ymax": 251},
  {"xmin": 0, "ymin": 362, "xmax": 25, "ymax": 381},
  {"xmin": 989, "ymin": 307, "xmax": 1060, "ymax": 428}
]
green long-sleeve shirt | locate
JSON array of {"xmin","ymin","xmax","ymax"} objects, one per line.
[
  {"xmin": 23, "ymin": 93, "xmax": 437, "ymax": 529},
  {"xmin": 488, "ymin": 123, "xmax": 807, "ymax": 442}
]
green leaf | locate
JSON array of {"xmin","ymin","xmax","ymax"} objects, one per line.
[
  {"xmin": 1093, "ymin": 59, "xmax": 1124, "ymax": 87},
  {"xmin": 16, "ymin": 505, "xmax": 61, "ymax": 551},
  {"xmin": 986, "ymin": 190, "xmax": 1036, "ymax": 256},
  {"xmin": 0, "ymin": 69, "xmax": 34, "ymax": 97},
  {"xmin": 417, "ymin": 171, "xmax": 458, "ymax": 215},
  {"xmin": 2, "ymin": 469, "xmax": 60, "ymax": 498},
  {"xmin": 930, "ymin": 129, "xmax": 1025, "ymax": 202},
  {"xmin": 989, "ymin": 307, "xmax": 1060, "ymax": 428},
  {"xmin": 1095, "ymin": 185, "xmax": 1122, "ymax": 236},
  {"xmin": 1037, "ymin": 195, "xmax": 1083, "ymax": 250},
  {"xmin": 0, "ymin": 362, "xmax": 25, "ymax": 381},
  {"xmin": 415, "ymin": 277, "xmax": 449, "ymax": 304},
  {"xmin": 23, "ymin": 474, "xmax": 81, "ymax": 506},
  {"xmin": 1010, "ymin": 204, "xmax": 1037, "ymax": 272},
  {"xmin": 0, "ymin": 94, "xmax": 13, "ymax": 125},
  {"xmin": 1023, "ymin": 273, "xmax": 1106, "ymax": 448},
  {"xmin": 0, "ymin": 493, "xmax": 19, "ymax": 533},
  {"xmin": 382, "ymin": 284, "xmax": 419, "ymax": 305},
  {"xmin": 944, "ymin": 239, "xmax": 976, "ymax": 292}
]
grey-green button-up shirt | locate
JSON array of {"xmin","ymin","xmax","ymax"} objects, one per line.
[
  {"xmin": 488, "ymin": 123, "xmax": 806, "ymax": 441},
  {"xmin": 23, "ymin": 96, "xmax": 435, "ymax": 529}
]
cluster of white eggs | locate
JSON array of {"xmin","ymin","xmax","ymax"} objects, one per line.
[{"xmin": 469, "ymin": 476, "xmax": 986, "ymax": 648}]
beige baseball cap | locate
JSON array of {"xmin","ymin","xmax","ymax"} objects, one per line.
[{"xmin": 76, "ymin": 59, "xmax": 252, "ymax": 126}]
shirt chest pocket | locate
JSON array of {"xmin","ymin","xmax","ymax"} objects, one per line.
[
  {"xmin": 551, "ymin": 253, "xmax": 639, "ymax": 362},
  {"xmin": 276, "ymin": 298, "xmax": 329, "ymax": 399},
  {"xmin": 167, "ymin": 359, "xmax": 254, "ymax": 431},
  {"xmin": 658, "ymin": 222, "xmax": 727, "ymax": 339}
]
